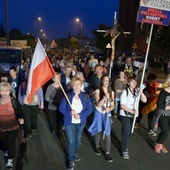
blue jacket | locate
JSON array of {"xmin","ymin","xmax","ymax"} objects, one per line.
[{"xmin": 59, "ymin": 91, "xmax": 93, "ymax": 126}]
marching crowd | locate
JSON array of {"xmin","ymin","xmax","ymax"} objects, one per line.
[{"xmin": 0, "ymin": 50, "xmax": 170, "ymax": 170}]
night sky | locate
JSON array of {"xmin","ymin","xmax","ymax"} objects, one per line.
[{"xmin": 0, "ymin": 0, "xmax": 119, "ymax": 40}]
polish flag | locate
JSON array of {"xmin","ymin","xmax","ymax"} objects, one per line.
[{"xmin": 26, "ymin": 38, "xmax": 55, "ymax": 103}]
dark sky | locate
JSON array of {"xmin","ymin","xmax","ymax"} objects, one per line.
[{"xmin": 0, "ymin": 0, "xmax": 119, "ymax": 40}]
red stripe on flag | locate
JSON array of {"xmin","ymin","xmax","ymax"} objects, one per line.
[{"xmin": 27, "ymin": 56, "xmax": 55, "ymax": 103}]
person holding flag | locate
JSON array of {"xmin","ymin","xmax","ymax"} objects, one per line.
[
  {"xmin": 18, "ymin": 38, "xmax": 56, "ymax": 139},
  {"xmin": 119, "ymin": 76, "xmax": 146, "ymax": 159},
  {"xmin": 59, "ymin": 76, "xmax": 93, "ymax": 170},
  {"xmin": 88, "ymin": 75, "xmax": 114, "ymax": 162}
]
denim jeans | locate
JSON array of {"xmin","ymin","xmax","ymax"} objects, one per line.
[
  {"xmin": 65, "ymin": 124, "xmax": 84, "ymax": 161},
  {"xmin": 114, "ymin": 97, "xmax": 120, "ymax": 114}
]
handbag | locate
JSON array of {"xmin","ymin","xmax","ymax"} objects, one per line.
[
  {"xmin": 124, "ymin": 110, "xmax": 134, "ymax": 117},
  {"xmin": 18, "ymin": 126, "xmax": 28, "ymax": 163}
]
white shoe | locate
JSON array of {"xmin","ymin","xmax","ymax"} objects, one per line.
[
  {"xmin": 6, "ymin": 160, "xmax": 13, "ymax": 170},
  {"xmin": 123, "ymin": 152, "xmax": 129, "ymax": 159},
  {"xmin": 149, "ymin": 130, "xmax": 157, "ymax": 136}
]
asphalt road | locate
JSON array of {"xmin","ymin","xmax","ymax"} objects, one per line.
[{"xmin": 1, "ymin": 111, "xmax": 170, "ymax": 170}]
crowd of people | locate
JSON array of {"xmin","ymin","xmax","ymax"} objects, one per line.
[{"xmin": 0, "ymin": 50, "xmax": 170, "ymax": 170}]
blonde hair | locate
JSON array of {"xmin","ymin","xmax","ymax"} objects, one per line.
[
  {"xmin": 0, "ymin": 82, "xmax": 12, "ymax": 92},
  {"xmin": 75, "ymin": 71, "xmax": 85, "ymax": 82},
  {"xmin": 70, "ymin": 76, "xmax": 83, "ymax": 88}
]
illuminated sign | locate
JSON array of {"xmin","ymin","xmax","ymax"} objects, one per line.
[{"xmin": 137, "ymin": 0, "xmax": 170, "ymax": 26}]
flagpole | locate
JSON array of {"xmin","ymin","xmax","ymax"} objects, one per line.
[
  {"xmin": 44, "ymin": 46, "xmax": 72, "ymax": 108},
  {"xmin": 27, "ymin": 38, "xmax": 72, "ymax": 108},
  {"xmin": 54, "ymin": 75, "xmax": 72, "ymax": 109},
  {"xmin": 131, "ymin": 23, "xmax": 154, "ymax": 133},
  {"xmin": 38, "ymin": 38, "xmax": 72, "ymax": 108}
]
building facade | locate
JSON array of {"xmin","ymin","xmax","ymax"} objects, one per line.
[{"xmin": 118, "ymin": 0, "xmax": 140, "ymax": 52}]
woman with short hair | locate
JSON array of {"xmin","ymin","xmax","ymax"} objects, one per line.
[
  {"xmin": 0, "ymin": 82, "xmax": 24, "ymax": 169},
  {"xmin": 59, "ymin": 77, "xmax": 93, "ymax": 170}
]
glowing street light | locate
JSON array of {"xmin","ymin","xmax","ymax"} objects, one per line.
[
  {"xmin": 34, "ymin": 17, "xmax": 42, "ymax": 39},
  {"xmin": 75, "ymin": 18, "xmax": 83, "ymax": 40},
  {"xmin": 42, "ymin": 33, "xmax": 48, "ymax": 48}
]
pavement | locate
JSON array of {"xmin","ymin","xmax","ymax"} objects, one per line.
[
  {"xmin": 1, "ymin": 109, "xmax": 170, "ymax": 170},
  {"xmin": 0, "ymin": 111, "xmax": 65, "ymax": 170}
]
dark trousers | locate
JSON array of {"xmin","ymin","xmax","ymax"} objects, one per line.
[
  {"xmin": 56, "ymin": 110, "xmax": 63, "ymax": 138},
  {"xmin": 148, "ymin": 110, "xmax": 155, "ymax": 130},
  {"xmin": 136, "ymin": 102, "xmax": 145, "ymax": 124},
  {"xmin": 136, "ymin": 102, "xmax": 155, "ymax": 131},
  {"xmin": 120, "ymin": 116, "xmax": 133, "ymax": 152},
  {"xmin": 156, "ymin": 116, "xmax": 170, "ymax": 144},
  {"xmin": 48, "ymin": 110, "xmax": 57, "ymax": 131},
  {"xmin": 48, "ymin": 109, "xmax": 63, "ymax": 138},
  {"xmin": 0, "ymin": 129, "xmax": 19, "ymax": 159},
  {"xmin": 23, "ymin": 104, "xmax": 39, "ymax": 135}
]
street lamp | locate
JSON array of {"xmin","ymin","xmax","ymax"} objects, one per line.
[
  {"xmin": 43, "ymin": 33, "xmax": 48, "ymax": 49},
  {"xmin": 34, "ymin": 17, "xmax": 42, "ymax": 39},
  {"xmin": 75, "ymin": 18, "xmax": 83, "ymax": 47},
  {"xmin": 5, "ymin": 0, "xmax": 9, "ymax": 45}
]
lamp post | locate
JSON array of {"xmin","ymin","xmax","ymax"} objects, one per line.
[
  {"xmin": 43, "ymin": 33, "xmax": 47, "ymax": 48},
  {"xmin": 5, "ymin": 0, "xmax": 9, "ymax": 45},
  {"xmin": 75, "ymin": 18, "xmax": 83, "ymax": 47},
  {"xmin": 34, "ymin": 17, "xmax": 41, "ymax": 40}
]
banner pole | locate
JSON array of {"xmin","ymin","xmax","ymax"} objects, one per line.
[{"xmin": 131, "ymin": 23, "xmax": 154, "ymax": 133}]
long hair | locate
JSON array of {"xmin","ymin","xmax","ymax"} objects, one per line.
[{"xmin": 99, "ymin": 75, "xmax": 113, "ymax": 101}]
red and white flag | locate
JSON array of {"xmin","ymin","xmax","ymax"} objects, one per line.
[{"xmin": 26, "ymin": 38, "xmax": 55, "ymax": 103}]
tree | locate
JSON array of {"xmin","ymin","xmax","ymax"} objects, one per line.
[
  {"xmin": 23, "ymin": 33, "xmax": 36, "ymax": 48},
  {"xmin": 9, "ymin": 28, "xmax": 23, "ymax": 40},
  {"xmin": 0, "ymin": 22, "xmax": 6, "ymax": 37},
  {"xmin": 92, "ymin": 24, "xmax": 111, "ymax": 50},
  {"xmin": 140, "ymin": 23, "xmax": 170, "ymax": 54},
  {"xmin": 152, "ymin": 26, "xmax": 170, "ymax": 54},
  {"xmin": 70, "ymin": 37, "xmax": 78, "ymax": 49}
]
